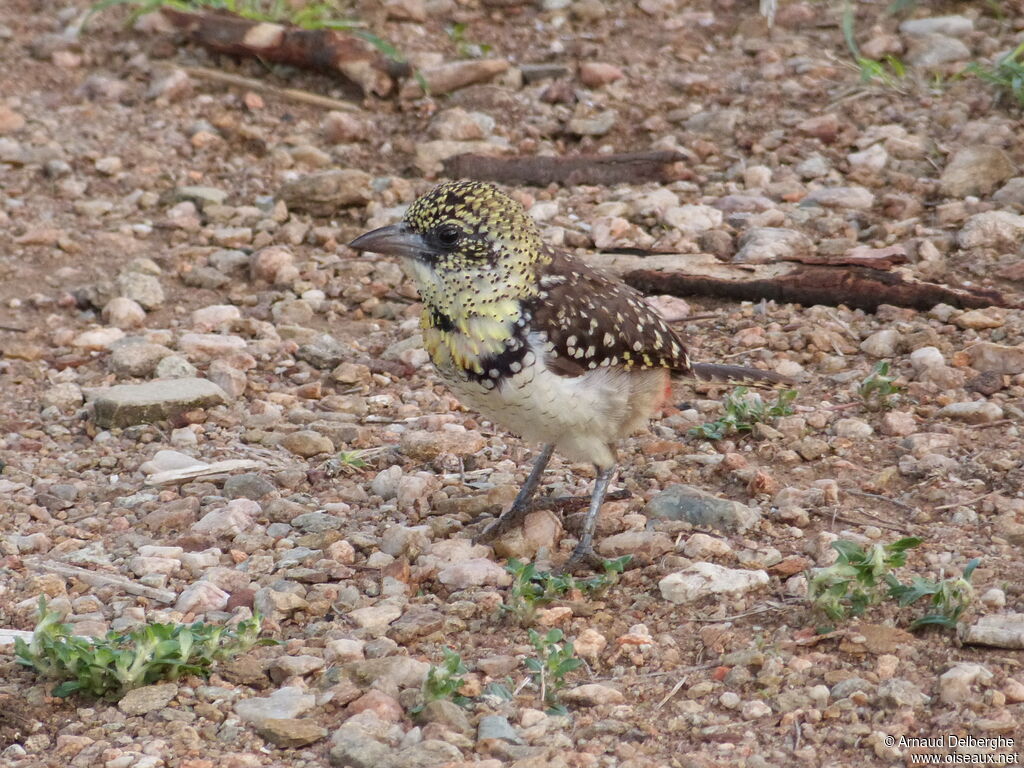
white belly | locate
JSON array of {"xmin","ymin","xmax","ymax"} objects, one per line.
[{"xmin": 438, "ymin": 333, "xmax": 668, "ymax": 468}]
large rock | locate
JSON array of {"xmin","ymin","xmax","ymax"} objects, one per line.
[
  {"xmin": 659, "ymin": 563, "xmax": 769, "ymax": 604},
  {"xmin": 734, "ymin": 227, "xmax": 813, "ymax": 263},
  {"xmin": 900, "ymin": 15, "xmax": 973, "ymax": 37},
  {"xmin": 941, "ymin": 146, "xmax": 1016, "ymax": 198},
  {"xmin": 802, "ymin": 186, "xmax": 875, "ymax": 210},
  {"xmin": 278, "ymin": 170, "xmax": 372, "ymax": 216},
  {"xmin": 235, "ymin": 686, "xmax": 316, "ymax": 724},
  {"xmin": 118, "ymin": 683, "xmax": 178, "ymax": 715},
  {"xmin": 939, "ymin": 662, "xmax": 993, "ymax": 704},
  {"xmin": 255, "ymin": 718, "xmax": 327, "ymax": 748},
  {"xmin": 906, "ymin": 34, "xmax": 970, "ymax": 69},
  {"xmin": 92, "ymin": 378, "xmax": 228, "ymax": 427},
  {"xmin": 645, "ymin": 485, "xmax": 761, "ymax": 532},
  {"xmin": 964, "ymin": 342, "xmax": 1024, "ymax": 375},
  {"xmin": 958, "ymin": 211, "xmax": 1024, "ymax": 249}
]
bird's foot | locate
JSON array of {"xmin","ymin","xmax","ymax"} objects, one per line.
[
  {"xmin": 472, "ymin": 508, "xmax": 523, "ymax": 544},
  {"xmin": 553, "ymin": 543, "xmax": 604, "ymax": 575}
]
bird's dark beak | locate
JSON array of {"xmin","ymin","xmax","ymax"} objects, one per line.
[{"xmin": 348, "ymin": 223, "xmax": 427, "ymax": 260}]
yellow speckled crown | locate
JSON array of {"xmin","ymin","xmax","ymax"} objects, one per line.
[{"xmin": 404, "ymin": 180, "xmax": 545, "ymax": 261}]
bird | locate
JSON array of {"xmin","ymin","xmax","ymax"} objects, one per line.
[{"xmin": 349, "ymin": 180, "xmax": 789, "ymax": 572}]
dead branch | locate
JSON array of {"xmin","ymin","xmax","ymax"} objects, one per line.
[
  {"xmin": 27, "ymin": 559, "xmax": 177, "ymax": 603},
  {"xmin": 182, "ymin": 65, "xmax": 362, "ymax": 112},
  {"xmin": 442, "ymin": 151, "xmax": 686, "ymax": 186},
  {"xmin": 585, "ymin": 250, "xmax": 1015, "ymax": 313},
  {"xmin": 626, "ymin": 263, "xmax": 1011, "ymax": 312},
  {"xmin": 158, "ymin": 8, "xmax": 407, "ymax": 96}
]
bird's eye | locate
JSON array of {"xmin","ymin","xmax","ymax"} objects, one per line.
[{"xmin": 436, "ymin": 225, "xmax": 461, "ymax": 247}]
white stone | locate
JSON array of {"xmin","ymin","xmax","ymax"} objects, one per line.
[
  {"xmin": 103, "ymin": 297, "xmax": 147, "ymax": 328},
  {"xmin": 72, "ymin": 327, "xmax": 125, "ymax": 350},
  {"xmin": 682, "ymin": 532, "xmax": 733, "ymax": 559},
  {"xmin": 191, "ymin": 499, "xmax": 258, "ymax": 537},
  {"xmin": 847, "ymin": 143, "xmax": 888, "ymax": 172},
  {"xmin": 561, "ymin": 684, "xmax": 624, "ymax": 706},
  {"xmin": 235, "ymin": 686, "xmax": 316, "ymax": 724},
  {"xmin": 176, "ymin": 581, "xmax": 229, "ymax": 613},
  {"xmin": 325, "ymin": 638, "xmax": 366, "ymax": 663},
  {"xmin": 936, "ymin": 401, "xmax": 1004, "ymax": 424},
  {"xmin": 910, "ymin": 346, "xmax": 945, "ymax": 371},
  {"xmin": 663, "ymin": 204, "xmax": 723, "ymax": 233},
  {"xmin": 437, "ymin": 558, "xmax": 512, "ymax": 589},
  {"xmin": 860, "ymin": 329, "xmax": 899, "ymax": 358},
  {"xmin": 834, "ymin": 418, "xmax": 874, "ymax": 438},
  {"xmin": 140, "ymin": 450, "xmax": 204, "ymax": 474},
  {"xmin": 900, "ymin": 15, "xmax": 973, "ymax": 37},
  {"xmin": 348, "ymin": 603, "xmax": 403, "ymax": 634},
  {"xmin": 939, "ymin": 662, "xmax": 992, "ymax": 704},
  {"xmin": 958, "ymin": 211, "xmax": 1024, "ymax": 249},
  {"xmin": 659, "ymin": 563, "xmax": 769, "ymax": 604},
  {"xmin": 192, "ymin": 304, "xmax": 241, "ymax": 330}
]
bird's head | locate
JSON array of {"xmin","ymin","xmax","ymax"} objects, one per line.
[{"xmin": 348, "ymin": 181, "xmax": 546, "ymax": 276}]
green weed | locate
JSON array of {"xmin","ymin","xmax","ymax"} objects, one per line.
[
  {"xmin": 841, "ymin": 0, "xmax": 906, "ymax": 89},
  {"xmin": 525, "ymin": 628, "xmax": 582, "ymax": 715},
  {"xmin": 886, "ymin": 558, "xmax": 979, "ymax": 630},
  {"xmin": 688, "ymin": 387, "xmax": 797, "ymax": 441},
  {"xmin": 858, "ymin": 361, "xmax": 903, "ymax": 411},
  {"xmin": 329, "ymin": 450, "xmax": 369, "ymax": 473},
  {"xmin": 808, "ymin": 538, "xmax": 978, "ymax": 633},
  {"xmin": 968, "ymin": 41, "xmax": 1024, "ymax": 108},
  {"xmin": 446, "ymin": 22, "xmax": 492, "ymax": 59},
  {"xmin": 413, "ymin": 647, "xmax": 470, "ymax": 714},
  {"xmin": 808, "ymin": 537, "xmax": 921, "ymax": 625},
  {"xmin": 15, "ymin": 598, "xmax": 271, "ymax": 700},
  {"xmin": 502, "ymin": 557, "xmax": 630, "ymax": 626}
]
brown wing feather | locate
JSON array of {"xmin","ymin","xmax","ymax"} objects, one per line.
[{"xmin": 531, "ymin": 250, "xmax": 691, "ymax": 378}]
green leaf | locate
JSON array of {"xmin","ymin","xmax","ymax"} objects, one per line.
[
  {"xmin": 831, "ymin": 540, "xmax": 866, "ymax": 562},
  {"xmin": 483, "ymin": 682, "xmax": 513, "ymax": 701},
  {"xmin": 887, "ymin": 577, "xmax": 938, "ymax": 607},
  {"xmin": 887, "ymin": 537, "xmax": 922, "ymax": 553},
  {"xmin": 52, "ymin": 681, "xmax": 82, "ymax": 697},
  {"xmin": 910, "ymin": 614, "xmax": 958, "ymax": 631}
]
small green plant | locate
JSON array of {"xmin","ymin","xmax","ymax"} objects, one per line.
[
  {"xmin": 413, "ymin": 647, "xmax": 470, "ymax": 714},
  {"xmin": 502, "ymin": 557, "xmax": 630, "ymax": 625},
  {"xmin": 858, "ymin": 361, "xmax": 903, "ymax": 411},
  {"xmin": 688, "ymin": 387, "xmax": 797, "ymax": 440},
  {"xmin": 886, "ymin": 558, "xmax": 979, "ymax": 630},
  {"xmin": 481, "ymin": 679, "xmax": 514, "ymax": 702},
  {"xmin": 445, "ymin": 22, "xmax": 492, "ymax": 59},
  {"xmin": 525, "ymin": 628, "xmax": 582, "ymax": 715},
  {"xmin": 968, "ymin": 41, "xmax": 1024, "ymax": 108},
  {"xmin": 856, "ymin": 55, "xmax": 906, "ymax": 87},
  {"xmin": 329, "ymin": 449, "xmax": 369, "ymax": 474},
  {"xmin": 808, "ymin": 537, "xmax": 922, "ymax": 625},
  {"xmin": 840, "ymin": 0, "xmax": 906, "ymax": 89},
  {"xmin": 15, "ymin": 598, "xmax": 270, "ymax": 699}
]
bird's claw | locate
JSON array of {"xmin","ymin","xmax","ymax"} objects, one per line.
[
  {"xmin": 553, "ymin": 545, "xmax": 603, "ymax": 575},
  {"xmin": 472, "ymin": 513, "xmax": 517, "ymax": 545}
]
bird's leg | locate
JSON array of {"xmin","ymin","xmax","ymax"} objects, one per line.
[
  {"xmin": 559, "ymin": 464, "xmax": 616, "ymax": 573},
  {"xmin": 474, "ymin": 443, "xmax": 555, "ymax": 543}
]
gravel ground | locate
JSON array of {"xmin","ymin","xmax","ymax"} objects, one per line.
[{"xmin": 2, "ymin": 0, "xmax": 1024, "ymax": 766}]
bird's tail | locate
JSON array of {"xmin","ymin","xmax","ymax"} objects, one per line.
[{"xmin": 689, "ymin": 362, "xmax": 795, "ymax": 388}]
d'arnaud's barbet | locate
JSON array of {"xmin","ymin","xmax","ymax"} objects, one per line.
[{"xmin": 351, "ymin": 181, "xmax": 789, "ymax": 571}]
